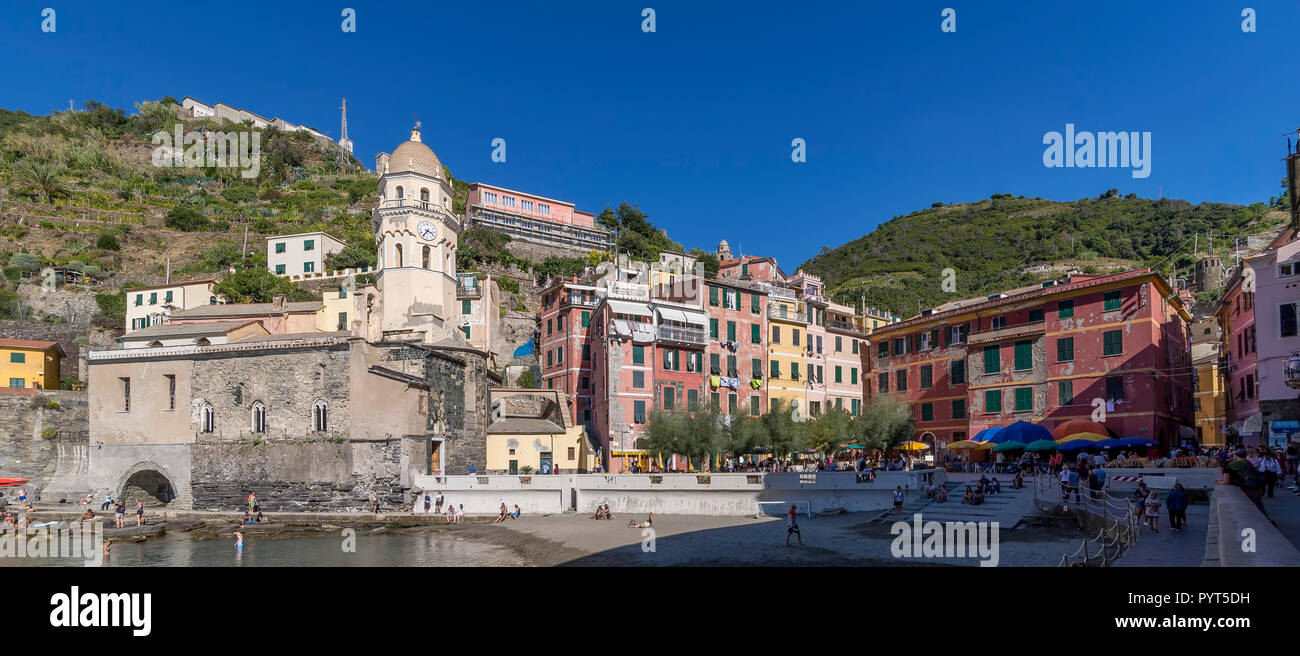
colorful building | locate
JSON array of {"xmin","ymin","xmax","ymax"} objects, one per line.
[
  {"xmin": 125, "ymin": 279, "xmax": 219, "ymax": 332},
  {"xmin": 267, "ymin": 232, "xmax": 346, "ymax": 277},
  {"xmin": 1192, "ymin": 340, "xmax": 1227, "ymax": 446},
  {"xmin": 869, "ymin": 269, "xmax": 1194, "ymax": 451},
  {"xmin": 824, "ymin": 299, "xmax": 867, "ymax": 415},
  {"xmin": 1244, "ymin": 224, "xmax": 1300, "ymax": 448},
  {"xmin": 1215, "ymin": 266, "xmax": 1262, "ymax": 445},
  {"xmin": 0, "ymin": 338, "xmax": 64, "ymax": 390},
  {"xmin": 704, "ymin": 277, "xmax": 768, "ymax": 415}
]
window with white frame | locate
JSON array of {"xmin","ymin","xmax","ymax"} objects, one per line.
[
  {"xmin": 251, "ymin": 401, "xmax": 266, "ymax": 433},
  {"xmin": 1280, "ymin": 261, "xmax": 1297, "ymax": 278},
  {"xmin": 539, "ymin": 204, "xmax": 551, "ymax": 215},
  {"xmin": 201, "ymin": 402, "xmax": 215, "ymax": 433},
  {"xmin": 313, "ymin": 400, "xmax": 328, "ymax": 432},
  {"xmin": 521, "ymin": 199, "xmax": 534, "ymax": 211}
]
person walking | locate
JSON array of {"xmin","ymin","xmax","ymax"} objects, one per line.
[
  {"xmin": 1067, "ymin": 466, "xmax": 1081, "ymax": 503},
  {"xmin": 135, "ymin": 500, "xmax": 144, "ymax": 527},
  {"xmin": 1220, "ymin": 449, "xmax": 1267, "ymax": 515},
  {"xmin": 892, "ymin": 486, "xmax": 905, "ymax": 518},
  {"xmin": 785, "ymin": 504, "xmax": 802, "ymax": 546},
  {"xmin": 370, "ymin": 491, "xmax": 381, "ymax": 515},
  {"xmin": 113, "ymin": 501, "xmax": 126, "ymax": 529},
  {"xmin": 434, "ymin": 492, "xmax": 444, "ymax": 514},
  {"xmin": 423, "ymin": 492, "xmax": 432, "ymax": 515},
  {"xmin": 1166, "ymin": 483, "xmax": 1189, "ymax": 531},
  {"xmin": 1144, "ymin": 491, "xmax": 1161, "ymax": 532},
  {"xmin": 1259, "ymin": 450, "xmax": 1282, "ymax": 498}
]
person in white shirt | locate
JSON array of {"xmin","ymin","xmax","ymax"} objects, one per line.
[
  {"xmin": 1092, "ymin": 453, "xmax": 1107, "ymax": 468},
  {"xmin": 1259, "ymin": 450, "xmax": 1283, "ymax": 498}
]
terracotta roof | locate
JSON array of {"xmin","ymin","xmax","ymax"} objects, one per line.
[
  {"xmin": 488, "ymin": 418, "xmax": 566, "ymax": 435},
  {"xmin": 0, "ymin": 338, "xmax": 63, "ymax": 356},
  {"xmin": 121, "ymin": 320, "xmax": 262, "ymax": 340},
  {"xmin": 123, "ymin": 279, "xmax": 216, "ymax": 293}
]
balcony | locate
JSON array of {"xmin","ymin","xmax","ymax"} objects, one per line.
[
  {"xmin": 1286, "ymin": 357, "xmax": 1300, "ymax": 390},
  {"xmin": 657, "ymin": 324, "xmax": 705, "ymax": 346},
  {"xmin": 826, "ymin": 318, "xmax": 868, "ymax": 336},
  {"xmin": 456, "ymin": 275, "xmax": 482, "ymax": 299},
  {"xmin": 605, "ymin": 280, "xmax": 650, "ymax": 301},
  {"xmin": 768, "ymin": 305, "xmax": 809, "ymax": 323},
  {"xmin": 561, "ymin": 292, "xmax": 600, "ymax": 308}
]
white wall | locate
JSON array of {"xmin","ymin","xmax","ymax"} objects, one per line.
[{"xmin": 410, "ymin": 471, "xmax": 935, "ymax": 516}]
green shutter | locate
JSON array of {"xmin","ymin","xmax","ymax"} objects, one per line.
[
  {"xmin": 633, "ymin": 345, "xmax": 644, "ymax": 364},
  {"xmin": 1057, "ymin": 337, "xmax": 1073, "ymax": 362},
  {"xmin": 751, "ymin": 293, "xmax": 760, "ymax": 313},
  {"xmin": 709, "ymin": 286, "xmax": 719, "ymax": 306},
  {"xmin": 1015, "ymin": 387, "xmax": 1032, "ymax": 412},
  {"xmin": 921, "ymin": 403, "xmax": 933, "ymax": 421},
  {"xmin": 1104, "ymin": 291, "xmax": 1121, "ymax": 311},
  {"xmin": 1058, "ymin": 299, "xmax": 1073, "ymax": 318},
  {"xmin": 851, "ymin": 368, "xmax": 858, "ymax": 384},
  {"xmin": 1104, "ymin": 330, "xmax": 1122, "ymax": 356},
  {"xmin": 461, "ymin": 299, "xmax": 471, "ymax": 315},
  {"xmin": 581, "ymin": 311, "xmax": 590, "ymax": 327},
  {"xmin": 751, "ymin": 324, "xmax": 760, "ymax": 343},
  {"xmin": 985, "ymin": 390, "xmax": 1001, "ymax": 413},
  {"xmin": 983, "ymin": 345, "xmax": 999, "ymax": 374},
  {"xmin": 1014, "ymin": 341, "xmax": 1032, "ymax": 370},
  {"xmin": 710, "ymin": 318, "xmax": 719, "ymax": 338},
  {"xmin": 771, "ymin": 359, "xmax": 780, "ymax": 377},
  {"xmin": 835, "ymin": 366, "xmax": 843, "ymax": 383},
  {"xmin": 1059, "ymin": 380, "xmax": 1074, "ymax": 405},
  {"xmin": 727, "ymin": 321, "xmax": 736, "ymax": 341}
]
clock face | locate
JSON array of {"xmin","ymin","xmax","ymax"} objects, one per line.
[{"xmin": 417, "ymin": 221, "xmax": 437, "ymax": 241}]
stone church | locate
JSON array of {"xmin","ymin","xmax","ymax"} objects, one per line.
[{"xmin": 59, "ymin": 127, "xmax": 502, "ymax": 511}]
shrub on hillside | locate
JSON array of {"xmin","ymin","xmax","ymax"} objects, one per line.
[
  {"xmin": 164, "ymin": 206, "xmax": 210, "ymax": 232},
  {"xmin": 96, "ymin": 232, "xmax": 120, "ymax": 250}
]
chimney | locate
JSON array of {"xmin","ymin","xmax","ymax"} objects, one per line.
[{"xmin": 272, "ymin": 294, "xmax": 286, "ymax": 311}]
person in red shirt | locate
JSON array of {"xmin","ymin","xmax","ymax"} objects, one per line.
[{"xmin": 785, "ymin": 505, "xmax": 802, "ymax": 546}]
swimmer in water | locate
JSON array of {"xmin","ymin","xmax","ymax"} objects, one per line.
[
  {"xmin": 103, "ymin": 540, "xmax": 111, "ymax": 560},
  {"xmin": 235, "ymin": 531, "xmax": 244, "ymax": 549}
]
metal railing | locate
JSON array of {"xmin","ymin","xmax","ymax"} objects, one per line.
[
  {"xmin": 1285, "ymin": 364, "xmax": 1300, "ymax": 389},
  {"xmin": 657, "ymin": 324, "xmax": 706, "ymax": 345},
  {"xmin": 1033, "ymin": 473, "xmax": 1143, "ymax": 566},
  {"xmin": 768, "ymin": 306, "xmax": 809, "ymax": 323}
]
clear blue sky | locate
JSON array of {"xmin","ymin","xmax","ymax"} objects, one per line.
[{"xmin": 2, "ymin": 1, "xmax": 1297, "ymax": 269}]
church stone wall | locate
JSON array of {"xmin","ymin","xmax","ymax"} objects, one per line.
[{"xmin": 427, "ymin": 349, "xmax": 491, "ymax": 474}]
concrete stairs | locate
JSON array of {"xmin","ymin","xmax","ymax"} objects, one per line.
[{"xmin": 868, "ymin": 474, "xmax": 1040, "ymax": 528}]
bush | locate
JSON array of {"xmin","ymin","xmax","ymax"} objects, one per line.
[
  {"xmin": 41, "ymin": 428, "xmax": 57, "ymax": 440},
  {"xmin": 498, "ymin": 277, "xmax": 520, "ymax": 294},
  {"xmin": 46, "ymin": 399, "xmax": 61, "ymax": 410},
  {"xmin": 8, "ymin": 252, "xmax": 39, "ymax": 272},
  {"xmin": 96, "ymin": 232, "xmax": 120, "ymax": 250},
  {"xmin": 221, "ymin": 185, "xmax": 257, "ymax": 203},
  {"xmin": 164, "ymin": 206, "xmax": 210, "ymax": 231}
]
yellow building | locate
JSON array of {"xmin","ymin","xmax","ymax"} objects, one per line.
[
  {"xmin": 485, "ymin": 388, "xmax": 598, "ymax": 473},
  {"xmin": 766, "ymin": 288, "xmax": 808, "ymax": 419},
  {"xmin": 1192, "ymin": 341, "xmax": 1227, "ymax": 446},
  {"xmin": 318, "ymin": 284, "xmax": 354, "ymax": 332},
  {"xmin": 0, "ymin": 339, "xmax": 64, "ymax": 390}
]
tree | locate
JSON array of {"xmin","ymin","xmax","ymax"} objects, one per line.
[
  {"xmin": 851, "ymin": 396, "xmax": 914, "ymax": 457},
  {"xmin": 595, "ymin": 206, "xmax": 620, "ymax": 232},
  {"xmin": 212, "ymin": 266, "xmax": 315, "ymax": 303},
  {"xmin": 761, "ymin": 399, "xmax": 807, "ymax": 458},
  {"xmin": 689, "ymin": 248, "xmax": 720, "ymax": 275},
  {"xmin": 645, "ymin": 405, "xmax": 723, "ymax": 470},
  {"xmin": 17, "ymin": 164, "xmax": 70, "ymax": 204},
  {"xmin": 807, "ymin": 406, "xmax": 853, "ymax": 455},
  {"xmin": 722, "ymin": 408, "xmax": 768, "ymax": 458},
  {"xmin": 324, "ymin": 241, "xmax": 377, "ymax": 271},
  {"xmin": 96, "ymin": 232, "xmax": 120, "ymax": 251},
  {"xmin": 515, "ymin": 369, "xmax": 538, "ymax": 388}
]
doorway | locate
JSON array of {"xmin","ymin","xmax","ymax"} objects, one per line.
[{"xmin": 430, "ymin": 439, "xmax": 443, "ymax": 475}]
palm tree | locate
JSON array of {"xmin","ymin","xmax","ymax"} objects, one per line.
[{"xmin": 17, "ymin": 164, "xmax": 70, "ymax": 204}]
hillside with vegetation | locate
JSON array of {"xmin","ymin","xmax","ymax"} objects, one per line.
[
  {"xmin": 798, "ymin": 190, "xmax": 1292, "ymax": 318},
  {"xmin": 0, "ymin": 99, "xmax": 695, "ymax": 330}
]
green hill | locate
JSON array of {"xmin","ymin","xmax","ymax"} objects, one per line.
[{"xmin": 798, "ymin": 191, "xmax": 1290, "ymax": 318}]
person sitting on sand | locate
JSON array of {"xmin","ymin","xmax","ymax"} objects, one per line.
[
  {"xmin": 962, "ymin": 487, "xmax": 975, "ymax": 504},
  {"xmin": 936, "ymin": 486, "xmax": 948, "ymax": 503},
  {"xmin": 509, "ymin": 504, "xmax": 520, "ymax": 520},
  {"xmin": 255, "ymin": 512, "xmax": 265, "ymax": 524},
  {"xmin": 77, "ymin": 509, "xmax": 96, "ymax": 522},
  {"xmin": 494, "ymin": 503, "xmax": 508, "ymax": 524},
  {"xmin": 972, "ymin": 489, "xmax": 985, "ymax": 505}
]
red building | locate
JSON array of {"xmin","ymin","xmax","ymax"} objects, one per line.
[
  {"xmin": 867, "ymin": 269, "xmax": 1194, "ymax": 450},
  {"xmin": 704, "ymin": 277, "xmax": 769, "ymax": 415},
  {"xmin": 538, "ymin": 279, "xmax": 602, "ymax": 430}
]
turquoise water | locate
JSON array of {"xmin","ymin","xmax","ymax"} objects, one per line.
[{"xmin": 0, "ymin": 533, "xmax": 521, "ymax": 567}]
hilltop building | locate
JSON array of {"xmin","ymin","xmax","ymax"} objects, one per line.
[
  {"xmin": 267, "ymin": 232, "xmax": 346, "ymax": 278},
  {"xmin": 124, "ymin": 279, "xmax": 221, "ymax": 333},
  {"xmin": 464, "ymin": 182, "xmax": 612, "ymax": 259}
]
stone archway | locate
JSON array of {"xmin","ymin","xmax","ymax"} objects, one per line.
[{"xmin": 115, "ymin": 461, "xmax": 178, "ymax": 507}]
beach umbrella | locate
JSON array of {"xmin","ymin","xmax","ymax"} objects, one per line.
[
  {"xmin": 1058, "ymin": 438, "xmax": 1097, "ymax": 452},
  {"xmin": 1095, "ymin": 438, "xmax": 1126, "ymax": 449},
  {"xmin": 1055, "ymin": 431, "xmax": 1109, "ymax": 443},
  {"xmin": 971, "ymin": 426, "xmax": 1004, "ymax": 443},
  {"xmin": 998, "ymin": 421, "xmax": 1054, "ymax": 445},
  {"xmin": 899, "ymin": 441, "xmax": 931, "ymax": 451},
  {"xmin": 1025, "ymin": 439, "xmax": 1060, "ymax": 452},
  {"xmin": 1052, "ymin": 418, "xmax": 1112, "ymax": 441},
  {"xmin": 1118, "ymin": 437, "xmax": 1158, "ymax": 448},
  {"xmin": 991, "ymin": 441, "xmax": 1027, "ymax": 453}
]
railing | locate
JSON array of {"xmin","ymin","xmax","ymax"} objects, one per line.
[
  {"xmin": 605, "ymin": 280, "xmax": 650, "ymax": 301},
  {"xmin": 562, "ymin": 293, "xmax": 600, "ymax": 308},
  {"xmin": 768, "ymin": 306, "xmax": 809, "ymax": 323},
  {"xmin": 1033, "ymin": 473, "xmax": 1142, "ymax": 566},
  {"xmin": 658, "ymin": 324, "xmax": 706, "ymax": 345},
  {"xmin": 826, "ymin": 318, "xmax": 867, "ymax": 335},
  {"xmin": 1285, "ymin": 364, "xmax": 1300, "ymax": 389},
  {"xmin": 456, "ymin": 278, "xmax": 482, "ymax": 298}
]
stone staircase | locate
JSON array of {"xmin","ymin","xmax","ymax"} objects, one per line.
[{"xmin": 868, "ymin": 475, "xmax": 1040, "ymax": 528}]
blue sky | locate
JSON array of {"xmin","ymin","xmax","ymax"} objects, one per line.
[{"xmin": 2, "ymin": 1, "xmax": 1297, "ymax": 269}]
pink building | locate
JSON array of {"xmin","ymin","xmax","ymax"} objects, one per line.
[
  {"xmin": 465, "ymin": 183, "xmax": 612, "ymax": 255},
  {"xmin": 1245, "ymin": 225, "xmax": 1300, "ymax": 447},
  {"xmin": 704, "ymin": 277, "xmax": 769, "ymax": 416},
  {"xmin": 538, "ymin": 279, "xmax": 602, "ymax": 431}
]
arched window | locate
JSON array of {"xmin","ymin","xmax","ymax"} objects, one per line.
[
  {"xmin": 396, "ymin": 185, "xmax": 404, "ymax": 199},
  {"xmin": 422, "ymin": 245, "xmax": 431, "ymax": 269},
  {"xmin": 148, "ymin": 341, "xmax": 163, "ymax": 348},
  {"xmin": 420, "ymin": 188, "xmax": 430, "ymax": 202},
  {"xmin": 196, "ymin": 337, "xmax": 211, "ymax": 346},
  {"xmin": 394, "ymin": 243, "xmax": 403, "ymax": 268},
  {"xmin": 209, "ymin": 296, "xmax": 217, "ymax": 305},
  {"xmin": 201, "ymin": 402, "xmax": 215, "ymax": 433},
  {"xmin": 313, "ymin": 400, "xmax": 328, "ymax": 432},
  {"xmin": 251, "ymin": 401, "xmax": 266, "ymax": 433}
]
